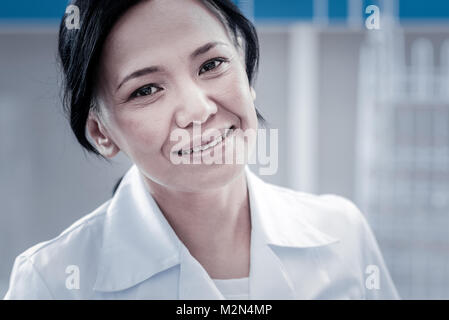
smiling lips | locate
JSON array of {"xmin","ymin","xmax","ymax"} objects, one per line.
[{"xmin": 175, "ymin": 125, "xmax": 236, "ymax": 156}]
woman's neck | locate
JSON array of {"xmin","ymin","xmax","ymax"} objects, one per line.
[{"xmin": 143, "ymin": 170, "xmax": 252, "ymax": 279}]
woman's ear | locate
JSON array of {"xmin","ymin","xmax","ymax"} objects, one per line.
[{"xmin": 86, "ymin": 110, "xmax": 120, "ymax": 158}]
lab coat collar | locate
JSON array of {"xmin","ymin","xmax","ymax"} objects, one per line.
[
  {"xmin": 93, "ymin": 165, "xmax": 340, "ymax": 295},
  {"xmin": 93, "ymin": 165, "xmax": 182, "ymax": 292},
  {"xmin": 244, "ymin": 166, "xmax": 340, "ymax": 249},
  {"xmin": 245, "ymin": 166, "xmax": 340, "ymax": 299}
]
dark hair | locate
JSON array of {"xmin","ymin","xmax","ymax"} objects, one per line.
[{"xmin": 58, "ymin": 0, "xmax": 267, "ymax": 159}]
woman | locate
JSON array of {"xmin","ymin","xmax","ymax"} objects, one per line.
[{"xmin": 4, "ymin": 0, "xmax": 399, "ymax": 299}]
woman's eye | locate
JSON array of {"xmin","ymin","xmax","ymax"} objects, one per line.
[
  {"xmin": 199, "ymin": 58, "xmax": 227, "ymax": 75},
  {"xmin": 130, "ymin": 84, "xmax": 162, "ymax": 99}
]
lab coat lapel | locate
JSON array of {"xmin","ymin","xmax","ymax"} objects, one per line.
[
  {"xmin": 249, "ymin": 231, "xmax": 297, "ymax": 299},
  {"xmin": 93, "ymin": 165, "xmax": 226, "ymax": 298},
  {"xmin": 245, "ymin": 166, "xmax": 340, "ymax": 299},
  {"xmin": 93, "ymin": 165, "xmax": 182, "ymax": 292},
  {"xmin": 178, "ymin": 244, "xmax": 224, "ymax": 300}
]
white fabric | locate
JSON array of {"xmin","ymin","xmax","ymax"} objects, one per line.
[
  {"xmin": 4, "ymin": 164, "xmax": 400, "ymax": 299},
  {"xmin": 212, "ymin": 277, "xmax": 249, "ymax": 300}
]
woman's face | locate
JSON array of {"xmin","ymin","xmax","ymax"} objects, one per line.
[{"xmin": 88, "ymin": 0, "xmax": 258, "ymax": 191}]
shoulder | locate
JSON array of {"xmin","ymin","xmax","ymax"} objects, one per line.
[
  {"xmin": 261, "ymin": 182, "xmax": 373, "ymax": 249},
  {"xmin": 4, "ymin": 200, "xmax": 111, "ymax": 299},
  {"xmin": 20, "ymin": 199, "xmax": 110, "ymax": 260},
  {"xmin": 267, "ymin": 182, "xmax": 366, "ymax": 229},
  {"xmin": 260, "ymin": 183, "xmax": 400, "ymax": 299}
]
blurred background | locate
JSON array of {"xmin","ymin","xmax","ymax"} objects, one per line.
[{"xmin": 1, "ymin": 0, "xmax": 448, "ymax": 299}]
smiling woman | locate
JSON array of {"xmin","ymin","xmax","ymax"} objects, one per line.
[{"xmin": 4, "ymin": 0, "xmax": 400, "ymax": 300}]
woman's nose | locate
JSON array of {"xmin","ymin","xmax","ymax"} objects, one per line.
[{"xmin": 174, "ymin": 82, "xmax": 217, "ymax": 128}]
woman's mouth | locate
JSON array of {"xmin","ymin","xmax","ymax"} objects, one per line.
[{"xmin": 176, "ymin": 125, "xmax": 236, "ymax": 156}]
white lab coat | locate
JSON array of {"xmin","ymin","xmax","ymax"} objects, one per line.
[{"xmin": 4, "ymin": 165, "xmax": 400, "ymax": 299}]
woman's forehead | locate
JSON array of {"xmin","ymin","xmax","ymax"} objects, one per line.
[
  {"xmin": 104, "ymin": 0, "xmax": 232, "ymax": 59},
  {"xmin": 100, "ymin": 0, "xmax": 234, "ymax": 83}
]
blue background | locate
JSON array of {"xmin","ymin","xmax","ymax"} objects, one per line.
[{"xmin": 0, "ymin": 0, "xmax": 448, "ymax": 23}]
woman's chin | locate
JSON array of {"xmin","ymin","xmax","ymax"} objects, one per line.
[{"xmin": 173, "ymin": 163, "xmax": 246, "ymax": 192}]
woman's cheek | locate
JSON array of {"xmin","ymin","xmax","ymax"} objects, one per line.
[
  {"xmin": 213, "ymin": 73, "xmax": 247, "ymax": 105},
  {"xmin": 116, "ymin": 111, "xmax": 166, "ymax": 153}
]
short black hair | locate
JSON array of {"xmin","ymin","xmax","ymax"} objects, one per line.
[{"xmin": 58, "ymin": 0, "xmax": 267, "ymax": 159}]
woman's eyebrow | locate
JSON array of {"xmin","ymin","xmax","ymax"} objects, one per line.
[
  {"xmin": 190, "ymin": 41, "xmax": 228, "ymax": 59},
  {"xmin": 116, "ymin": 41, "xmax": 229, "ymax": 91}
]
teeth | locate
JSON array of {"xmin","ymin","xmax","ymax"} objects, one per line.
[
  {"xmin": 179, "ymin": 127, "xmax": 234, "ymax": 155},
  {"xmin": 201, "ymin": 136, "xmax": 221, "ymax": 151},
  {"xmin": 180, "ymin": 148, "xmax": 193, "ymax": 155}
]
